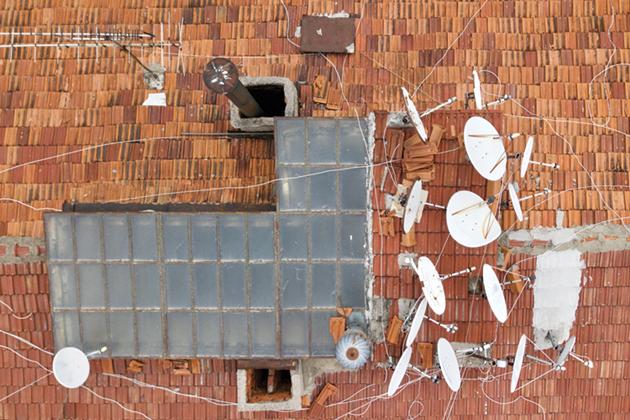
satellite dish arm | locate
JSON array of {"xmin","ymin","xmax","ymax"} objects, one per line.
[
  {"xmin": 410, "ymin": 365, "xmax": 441, "ymax": 383},
  {"xmin": 440, "ymin": 266, "xmax": 476, "ymax": 281},
  {"xmin": 484, "ymin": 94, "xmax": 511, "ymax": 108},
  {"xmin": 524, "ymin": 354, "xmax": 564, "ymax": 370},
  {"xmin": 419, "ymin": 97, "xmax": 457, "ymax": 118},
  {"xmin": 424, "ymin": 316, "xmax": 458, "ymax": 333}
]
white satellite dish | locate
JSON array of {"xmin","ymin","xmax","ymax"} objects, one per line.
[
  {"xmin": 520, "ymin": 136, "xmax": 559, "ymax": 177},
  {"xmin": 510, "ymin": 334, "xmax": 528, "ymax": 393},
  {"xmin": 437, "ymin": 338, "xmax": 461, "ymax": 392},
  {"xmin": 403, "ymin": 180, "xmax": 446, "ymax": 233},
  {"xmin": 463, "ymin": 117, "xmax": 507, "ymax": 181},
  {"xmin": 402, "ymin": 87, "xmax": 428, "ymax": 141},
  {"xmin": 482, "ymin": 264, "xmax": 508, "ymax": 323},
  {"xmin": 405, "ymin": 298, "xmax": 428, "ymax": 348},
  {"xmin": 473, "ymin": 70, "xmax": 483, "ymax": 110},
  {"xmin": 387, "ymin": 346, "xmax": 413, "ymax": 397},
  {"xmin": 53, "ymin": 347, "xmax": 90, "ymax": 389},
  {"xmin": 446, "ymin": 190, "xmax": 501, "ymax": 248},
  {"xmin": 507, "ymin": 184, "xmax": 551, "ymax": 222},
  {"xmin": 409, "ymin": 257, "xmax": 446, "ymax": 315}
]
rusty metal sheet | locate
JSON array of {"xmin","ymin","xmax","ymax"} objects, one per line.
[{"xmin": 300, "ymin": 15, "xmax": 355, "ymax": 54}]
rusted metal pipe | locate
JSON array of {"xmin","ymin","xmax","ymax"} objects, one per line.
[{"xmin": 203, "ymin": 57, "xmax": 265, "ymax": 118}]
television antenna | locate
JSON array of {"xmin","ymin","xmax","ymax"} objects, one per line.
[
  {"xmin": 446, "ymin": 190, "xmax": 501, "ymax": 248},
  {"xmin": 463, "ymin": 116, "xmax": 510, "ymax": 181},
  {"xmin": 401, "ymin": 87, "xmax": 456, "ymax": 142},
  {"xmin": 405, "ymin": 256, "xmax": 475, "ymax": 315},
  {"xmin": 403, "ymin": 180, "xmax": 446, "ymax": 233},
  {"xmin": 403, "ymin": 298, "xmax": 458, "ymax": 348},
  {"xmin": 465, "ymin": 70, "xmax": 511, "ymax": 110},
  {"xmin": 507, "ymin": 184, "xmax": 551, "ymax": 221}
]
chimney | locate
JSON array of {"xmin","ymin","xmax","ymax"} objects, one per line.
[{"xmin": 203, "ymin": 57, "xmax": 265, "ymax": 118}]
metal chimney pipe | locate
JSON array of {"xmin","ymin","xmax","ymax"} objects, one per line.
[{"xmin": 203, "ymin": 57, "xmax": 265, "ymax": 118}]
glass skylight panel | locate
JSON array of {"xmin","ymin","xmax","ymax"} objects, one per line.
[
  {"xmin": 251, "ymin": 312, "xmax": 277, "ymax": 357},
  {"xmin": 223, "ymin": 312, "xmax": 248, "ymax": 357},
  {"xmin": 163, "ymin": 215, "xmax": 189, "ymax": 261},
  {"xmin": 53, "ymin": 312, "xmax": 81, "ymax": 349},
  {"xmin": 167, "ymin": 312, "xmax": 193, "ymax": 357},
  {"xmin": 81, "ymin": 312, "xmax": 108, "ymax": 354},
  {"xmin": 308, "ymin": 168, "xmax": 337, "ymax": 211},
  {"xmin": 131, "ymin": 214, "xmax": 158, "ymax": 261},
  {"xmin": 133, "ymin": 264, "xmax": 161, "ymax": 309},
  {"xmin": 277, "ymin": 167, "xmax": 307, "ymax": 211},
  {"xmin": 193, "ymin": 264, "xmax": 218, "ymax": 309},
  {"xmin": 102, "ymin": 215, "xmax": 130, "ymax": 261},
  {"xmin": 165, "ymin": 264, "xmax": 192, "ymax": 309},
  {"xmin": 307, "ymin": 119, "xmax": 337, "ymax": 164},
  {"xmin": 196, "ymin": 312, "xmax": 221, "ymax": 357},
  {"xmin": 340, "ymin": 264, "xmax": 366, "ymax": 308},
  {"xmin": 340, "ymin": 168, "xmax": 368, "ymax": 211},
  {"xmin": 49, "ymin": 264, "xmax": 77, "ymax": 309},
  {"xmin": 74, "ymin": 215, "xmax": 101, "ymax": 261},
  {"xmin": 281, "ymin": 311, "xmax": 309, "ymax": 357},
  {"xmin": 249, "ymin": 264, "xmax": 276, "ymax": 309},
  {"xmin": 218, "ymin": 215, "xmax": 246, "ymax": 261},
  {"xmin": 281, "ymin": 264, "xmax": 308, "ymax": 309},
  {"xmin": 47, "ymin": 214, "xmax": 73, "ymax": 261},
  {"xmin": 276, "ymin": 119, "xmax": 306, "ymax": 164},
  {"xmin": 221, "ymin": 264, "xmax": 247, "ymax": 309},
  {"xmin": 311, "ymin": 263, "xmax": 338, "ymax": 308},
  {"xmin": 310, "ymin": 214, "xmax": 337, "ymax": 260},
  {"xmin": 190, "ymin": 215, "xmax": 217, "ymax": 261},
  {"xmin": 248, "ymin": 214, "xmax": 275, "ymax": 261},
  {"xmin": 339, "ymin": 119, "xmax": 368, "ymax": 164},
  {"xmin": 108, "ymin": 312, "xmax": 135, "ymax": 356},
  {"xmin": 136, "ymin": 312, "xmax": 163, "ymax": 357},
  {"xmin": 106, "ymin": 265, "xmax": 133, "ymax": 309},
  {"xmin": 340, "ymin": 214, "xmax": 366, "ymax": 260},
  {"xmin": 279, "ymin": 215, "xmax": 308, "ymax": 260},
  {"xmin": 77, "ymin": 264, "xmax": 105, "ymax": 309},
  {"xmin": 311, "ymin": 311, "xmax": 337, "ymax": 356}
]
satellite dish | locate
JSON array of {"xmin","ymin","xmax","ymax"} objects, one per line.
[
  {"xmin": 510, "ymin": 334, "xmax": 528, "ymax": 393},
  {"xmin": 388, "ymin": 346, "xmax": 413, "ymax": 397},
  {"xmin": 555, "ymin": 335, "xmax": 576, "ymax": 367},
  {"xmin": 446, "ymin": 190, "xmax": 501, "ymax": 248},
  {"xmin": 53, "ymin": 347, "xmax": 90, "ymax": 389},
  {"xmin": 401, "ymin": 87, "xmax": 428, "ymax": 141},
  {"xmin": 410, "ymin": 257, "xmax": 446, "ymax": 315},
  {"xmin": 473, "ymin": 70, "xmax": 483, "ymax": 110},
  {"xmin": 437, "ymin": 338, "xmax": 461, "ymax": 392},
  {"xmin": 404, "ymin": 180, "xmax": 424, "ymax": 233},
  {"xmin": 482, "ymin": 264, "xmax": 508, "ymax": 323},
  {"xmin": 520, "ymin": 137, "xmax": 559, "ymax": 177},
  {"xmin": 508, "ymin": 183, "xmax": 523, "ymax": 221},
  {"xmin": 463, "ymin": 117, "xmax": 507, "ymax": 181},
  {"xmin": 405, "ymin": 299, "xmax": 428, "ymax": 348}
]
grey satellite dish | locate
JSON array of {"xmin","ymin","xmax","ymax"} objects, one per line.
[
  {"xmin": 510, "ymin": 334, "xmax": 527, "ymax": 393},
  {"xmin": 53, "ymin": 347, "xmax": 90, "ymax": 389},
  {"xmin": 403, "ymin": 180, "xmax": 446, "ymax": 233},
  {"xmin": 473, "ymin": 70, "xmax": 483, "ymax": 110},
  {"xmin": 520, "ymin": 137, "xmax": 559, "ymax": 178},
  {"xmin": 409, "ymin": 257, "xmax": 446, "ymax": 315},
  {"xmin": 507, "ymin": 184, "xmax": 551, "ymax": 222},
  {"xmin": 387, "ymin": 346, "xmax": 413, "ymax": 397},
  {"xmin": 447, "ymin": 190, "xmax": 501, "ymax": 248},
  {"xmin": 402, "ymin": 87, "xmax": 428, "ymax": 141},
  {"xmin": 555, "ymin": 335, "xmax": 576, "ymax": 367},
  {"xmin": 482, "ymin": 264, "xmax": 508, "ymax": 323},
  {"xmin": 437, "ymin": 338, "xmax": 461, "ymax": 392}
]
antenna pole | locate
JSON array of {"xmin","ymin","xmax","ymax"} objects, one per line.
[
  {"xmin": 420, "ymin": 201, "xmax": 446, "ymax": 210},
  {"xmin": 419, "ymin": 97, "xmax": 457, "ymax": 118},
  {"xmin": 484, "ymin": 94, "xmax": 511, "ymax": 108},
  {"xmin": 529, "ymin": 160, "xmax": 559, "ymax": 169},
  {"xmin": 425, "ymin": 317, "xmax": 458, "ymax": 333},
  {"xmin": 524, "ymin": 354, "xmax": 563, "ymax": 370},
  {"xmin": 520, "ymin": 189, "xmax": 550, "ymax": 201},
  {"xmin": 440, "ymin": 266, "xmax": 476, "ymax": 281}
]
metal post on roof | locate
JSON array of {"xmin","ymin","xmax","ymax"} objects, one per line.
[{"xmin": 203, "ymin": 57, "xmax": 265, "ymax": 118}]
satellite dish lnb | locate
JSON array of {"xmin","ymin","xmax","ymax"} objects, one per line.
[{"xmin": 53, "ymin": 347, "xmax": 90, "ymax": 389}]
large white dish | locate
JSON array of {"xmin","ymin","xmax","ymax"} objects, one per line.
[
  {"xmin": 437, "ymin": 338, "xmax": 461, "ymax": 392},
  {"xmin": 446, "ymin": 190, "xmax": 501, "ymax": 248},
  {"xmin": 520, "ymin": 136, "xmax": 534, "ymax": 178},
  {"xmin": 482, "ymin": 264, "xmax": 508, "ymax": 323},
  {"xmin": 510, "ymin": 334, "xmax": 527, "ymax": 393},
  {"xmin": 508, "ymin": 183, "xmax": 523, "ymax": 221},
  {"xmin": 53, "ymin": 347, "xmax": 90, "ymax": 389},
  {"xmin": 411, "ymin": 257, "xmax": 446, "ymax": 315},
  {"xmin": 404, "ymin": 180, "xmax": 423, "ymax": 234},
  {"xmin": 405, "ymin": 299, "xmax": 428, "ymax": 348},
  {"xmin": 401, "ymin": 87, "xmax": 428, "ymax": 141},
  {"xmin": 473, "ymin": 70, "xmax": 483, "ymax": 110},
  {"xmin": 464, "ymin": 117, "xmax": 506, "ymax": 181},
  {"xmin": 555, "ymin": 335, "xmax": 576, "ymax": 367},
  {"xmin": 388, "ymin": 346, "xmax": 413, "ymax": 397}
]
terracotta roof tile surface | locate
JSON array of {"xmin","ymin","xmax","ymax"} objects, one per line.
[{"xmin": 1, "ymin": 0, "xmax": 630, "ymax": 418}]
